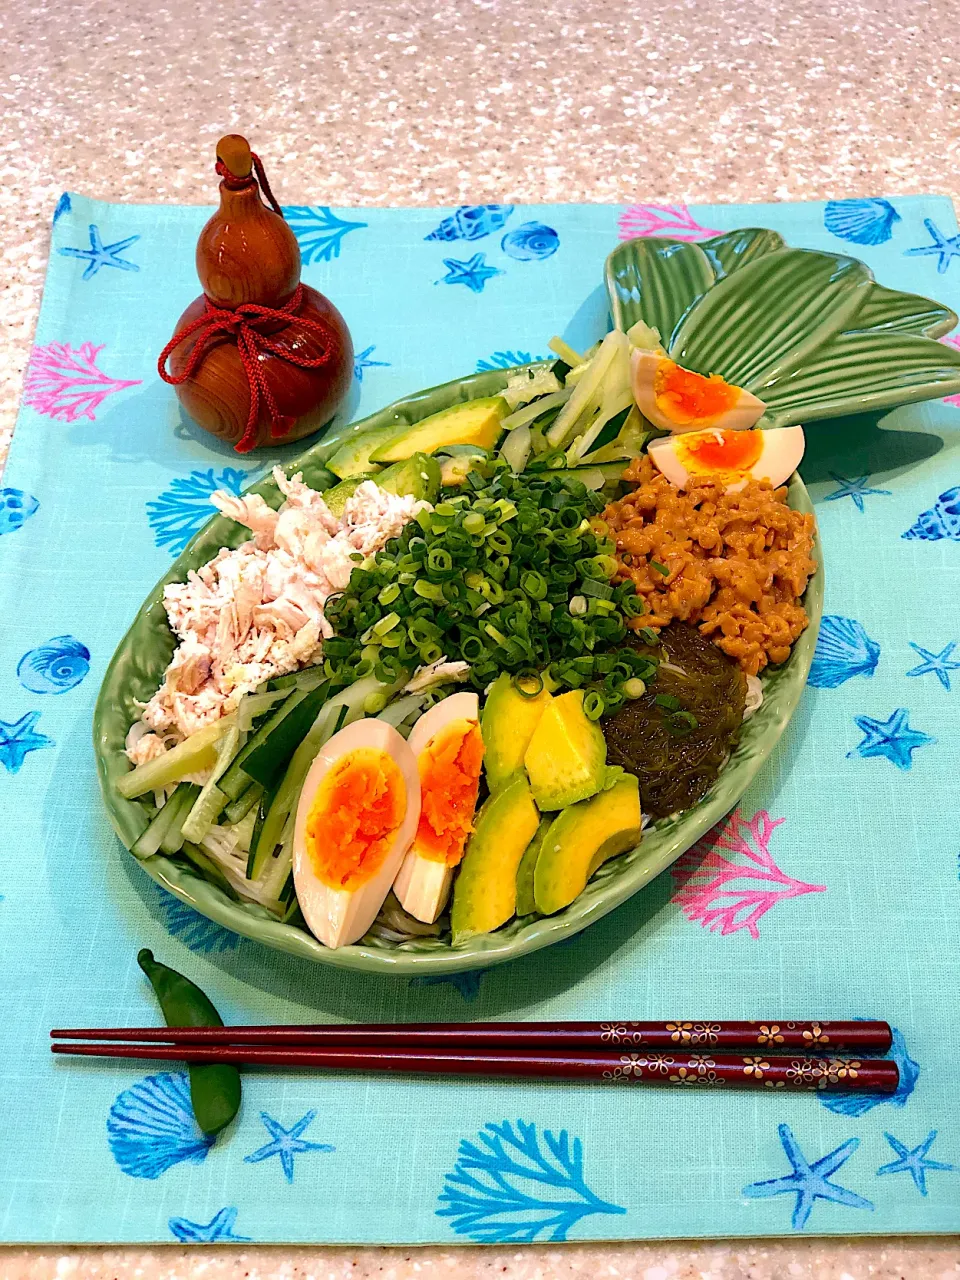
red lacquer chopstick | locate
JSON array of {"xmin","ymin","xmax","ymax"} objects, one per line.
[
  {"xmin": 50, "ymin": 1019, "xmax": 892, "ymax": 1054},
  {"xmin": 49, "ymin": 1041, "xmax": 899, "ymax": 1093}
]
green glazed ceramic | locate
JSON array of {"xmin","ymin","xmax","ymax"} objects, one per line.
[
  {"xmin": 94, "ymin": 379, "xmax": 821, "ymax": 975},
  {"xmin": 606, "ymin": 228, "xmax": 960, "ymax": 425},
  {"xmin": 103, "ymin": 226, "xmax": 934, "ymax": 975}
]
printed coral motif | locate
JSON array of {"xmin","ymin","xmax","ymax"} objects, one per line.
[
  {"xmin": 670, "ymin": 809, "xmax": 825, "ymax": 939},
  {"xmin": 147, "ymin": 467, "xmax": 251, "ymax": 555},
  {"xmin": 437, "ymin": 1119, "xmax": 625, "ymax": 1242},
  {"xmin": 154, "ymin": 888, "xmax": 241, "ymax": 953},
  {"xmin": 617, "ymin": 203, "xmax": 720, "ymax": 242},
  {"xmin": 23, "ymin": 341, "xmax": 141, "ymax": 423},
  {"xmin": 476, "ymin": 350, "xmax": 545, "ymax": 373},
  {"xmin": 283, "ymin": 206, "xmax": 367, "ymax": 264}
]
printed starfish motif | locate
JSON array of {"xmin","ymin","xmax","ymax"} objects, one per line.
[
  {"xmin": 0, "ymin": 711, "xmax": 54, "ymax": 774},
  {"xmin": 59, "ymin": 224, "xmax": 140, "ymax": 280},
  {"xmin": 877, "ymin": 1130, "xmax": 956, "ymax": 1196},
  {"xmin": 354, "ymin": 344, "xmax": 391, "ymax": 382},
  {"xmin": 904, "ymin": 218, "xmax": 960, "ymax": 274},
  {"xmin": 168, "ymin": 1206, "xmax": 251, "ymax": 1242},
  {"xmin": 847, "ymin": 708, "xmax": 935, "ymax": 771},
  {"xmin": 742, "ymin": 1124, "xmax": 873, "ymax": 1230},
  {"xmin": 438, "ymin": 253, "xmax": 503, "ymax": 294},
  {"xmin": 823, "ymin": 472, "xmax": 893, "ymax": 513},
  {"xmin": 243, "ymin": 1109, "xmax": 334, "ymax": 1183},
  {"xmin": 906, "ymin": 641, "xmax": 960, "ymax": 691}
]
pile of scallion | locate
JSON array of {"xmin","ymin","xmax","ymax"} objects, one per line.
[{"xmin": 323, "ymin": 458, "xmax": 656, "ymax": 719}]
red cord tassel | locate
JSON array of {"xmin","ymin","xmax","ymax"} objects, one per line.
[{"xmin": 157, "ymin": 284, "xmax": 336, "ymax": 453}]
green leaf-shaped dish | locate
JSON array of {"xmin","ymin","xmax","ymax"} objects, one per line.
[
  {"xmin": 105, "ymin": 226, "xmax": 948, "ymax": 975},
  {"xmin": 606, "ymin": 228, "xmax": 960, "ymax": 425}
]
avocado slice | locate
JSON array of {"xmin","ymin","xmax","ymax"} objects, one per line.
[
  {"xmin": 523, "ymin": 690, "xmax": 606, "ymax": 810},
  {"xmin": 369, "ymin": 396, "xmax": 509, "ymax": 464},
  {"xmin": 325, "ymin": 422, "xmax": 400, "ymax": 479},
  {"xmin": 480, "ymin": 673, "xmax": 552, "ymax": 792},
  {"xmin": 322, "ymin": 454, "xmax": 441, "ymax": 516},
  {"xmin": 515, "ymin": 815, "xmax": 552, "ymax": 916},
  {"xmin": 377, "ymin": 452, "xmax": 441, "ymax": 505},
  {"xmin": 450, "ymin": 774, "xmax": 540, "ymax": 943},
  {"xmin": 534, "ymin": 775, "xmax": 642, "ymax": 915},
  {"xmin": 322, "ymin": 474, "xmax": 377, "ymax": 517}
]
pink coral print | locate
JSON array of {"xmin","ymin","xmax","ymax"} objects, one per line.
[
  {"xmin": 670, "ymin": 809, "xmax": 825, "ymax": 939},
  {"xmin": 618, "ymin": 203, "xmax": 721, "ymax": 242},
  {"xmin": 941, "ymin": 335, "xmax": 960, "ymax": 407},
  {"xmin": 23, "ymin": 341, "xmax": 141, "ymax": 423}
]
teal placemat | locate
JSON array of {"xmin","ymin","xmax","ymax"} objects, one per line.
[{"xmin": 1, "ymin": 192, "xmax": 959, "ymax": 1244}]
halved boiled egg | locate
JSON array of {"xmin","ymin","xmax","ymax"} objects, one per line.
[
  {"xmin": 293, "ymin": 719, "xmax": 420, "ymax": 949},
  {"xmin": 647, "ymin": 425, "xmax": 805, "ymax": 490},
  {"xmin": 392, "ymin": 691, "xmax": 484, "ymax": 924},
  {"xmin": 631, "ymin": 349, "xmax": 766, "ymax": 434}
]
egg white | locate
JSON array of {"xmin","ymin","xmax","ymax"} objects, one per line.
[
  {"xmin": 393, "ymin": 691, "xmax": 480, "ymax": 924},
  {"xmin": 647, "ymin": 425, "xmax": 806, "ymax": 490},
  {"xmin": 631, "ymin": 349, "xmax": 766, "ymax": 434},
  {"xmin": 293, "ymin": 718, "xmax": 421, "ymax": 949}
]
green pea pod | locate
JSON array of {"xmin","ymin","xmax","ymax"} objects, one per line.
[{"xmin": 137, "ymin": 948, "xmax": 241, "ymax": 1136}]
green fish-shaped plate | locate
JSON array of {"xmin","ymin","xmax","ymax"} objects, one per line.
[
  {"xmin": 606, "ymin": 227, "xmax": 960, "ymax": 424},
  {"xmin": 95, "ymin": 219, "xmax": 960, "ymax": 975}
]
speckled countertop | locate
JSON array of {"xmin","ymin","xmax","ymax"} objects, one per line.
[{"xmin": 2, "ymin": 0, "xmax": 960, "ymax": 1275}]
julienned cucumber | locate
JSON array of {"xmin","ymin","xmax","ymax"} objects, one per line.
[
  {"xmin": 219, "ymin": 682, "xmax": 329, "ymax": 800},
  {"xmin": 238, "ymin": 682, "xmax": 332, "ymax": 792},
  {"xmin": 132, "ymin": 783, "xmax": 195, "ymax": 858},
  {"xmin": 159, "ymin": 784, "xmax": 202, "ymax": 855},
  {"xmin": 117, "ymin": 716, "xmax": 236, "ymax": 799}
]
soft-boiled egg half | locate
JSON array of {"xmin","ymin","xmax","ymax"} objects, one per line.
[
  {"xmin": 392, "ymin": 691, "xmax": 485, "ymax": 924},
  {"xmin": 647, "ymin": 425, "xmax": 805, "ymax": 491},
  {"xmin": 293, "ymin": 719, "xmax": 421, "ymax": 949},
  {"xmin": 631, "ymin": 349, "xmax": 766, "ymax": 434}
]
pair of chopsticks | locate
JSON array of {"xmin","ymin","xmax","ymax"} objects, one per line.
[{"xmin": 51, "ymin": 1019, "xmax": 899, "ymax": 1093}]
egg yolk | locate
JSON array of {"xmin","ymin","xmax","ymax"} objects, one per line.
[
  {"xmin": 305, "ymin": 747, "xmax": 406, "ymax": 890},
  {"xmin": 674, "ymin": 428, "xmax": 764, "ymax": 475},
  {"xmin": 415, "ymin": 719, "xmax": 485, "ymax": 866},
  {"xmin": 654, "ymin": 359, "xmax": 741, "ymax": 427}
]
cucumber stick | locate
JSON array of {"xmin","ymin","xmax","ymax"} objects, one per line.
[
  {"xmin": 223, "ymin": 782, "xmax": 263, "ymax": 826},
  {"xmin": 219, "ymin": 682, "xmax": 327, "ymax": 800},
  {"xmin": 117, "ymin": 715, "xmax": 236, "ymax": 799},
  {"xmin": 132, "ymin": 785, "xmax": 192, "ymax": 859},
  {"xmin": 159, "ymin": 784, "xmax": 202, "ymax": 854},
  {"xmin": 181, "ymin": 723, "xmax": 241, "ymax": 843},
  {"xmin": 239, "ymin": 682, "xmax": 331, "ymax": 792}
]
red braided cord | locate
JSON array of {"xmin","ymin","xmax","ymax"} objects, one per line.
[
  {"xmin": 214, "ymin": 152, "xmax": 285, "ymax": 219},
  {"xmin": 157, "ymin": 284, "xmax": 336, "ymax": 454}
]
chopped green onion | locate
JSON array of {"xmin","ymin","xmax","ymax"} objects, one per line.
[
  {"xmin": 650, "ymin": 560, "xmax": 670, "ymax": 576},
  {"xmin": 655, "ymin": 694, "xmax": 682, "ymax": 712},
  {"xmin": 623, "ymin": 678, "xmax": 646, "ymax": 699},
  {"xmin": 637, "ymin": 626, "xmax": 659, "ymax": 645},
  {"xmin": 582, "ymin": 691, "xmax": 604, "ymax": 720}
]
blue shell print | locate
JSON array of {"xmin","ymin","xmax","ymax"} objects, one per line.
[
  {"xmin": 501, "ymin": 222, "xmax": 560, "ymax": 261},
  {"xmin": 107, "ymin": 1072, "xmax": 215, "ymax": 1179},
  {"xmin": 17, "ymin": 636, "xmax": 90, "ymax": 695},
  {"xmin": 903, "ymin": 486, "xmax": 960, "ymax": 541},
  {"xmin": 820, "ymin": 1027, "xmax": 919, "ymax": 1117},
  {"xmin": 147, "ymin": 467, "xmax": 251, "ymax": 555},
  {"xmin": 824, "ymin": 199, "xmax": 901, "ymax": 246},
  {"xmin": 808, "ymin": 616, "xmax": 880, "ymax": 689},
  {"xmin": 426, "ymin": 205, "xmax": 514, "ymax": 242},
  {"xmin": 437, "ymin": 1119, "xmax": 625, "ymax": 1242},
  {"xmin": 0, "ymin": 488, "xmax": 39, "ymax": 536}
]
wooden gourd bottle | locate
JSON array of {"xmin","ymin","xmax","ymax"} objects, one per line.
[{"xmin": 160, "ymin": 134, "xmax": 353, "ymax": 453}]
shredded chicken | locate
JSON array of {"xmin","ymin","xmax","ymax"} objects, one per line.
[{"xmin": 130, "ymin": 468, "xmax": 430, "ymax": 754}]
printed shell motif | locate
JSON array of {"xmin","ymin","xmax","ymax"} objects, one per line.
[
  {"xmin": 0, "ymin": 488, "xmax": 39, "ymax": 536},
  {"xmin": 501, "ymin": 222, "xmax": 560, "ymax": 261},
  {"xmin": 824, "ymin": 198, "xmax": 901, "ymax": 246},
  {"xmin": 17, "ymin": 635, "xmax": 90, "ymax": 694},
  {"xmin": 808, "ymin": 616, "xmax": 881, "ymax": 688},
  {"xmin": 107, "ymin": 1072, "xmax": 214, "ymax": 1179},
  {"xmin": 426, "ymin": 204, "xmax": 514, "ymax": 242},
  {"xmin": 903, "ymin": 486, "xmax": 960, "ymax": 541}
]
